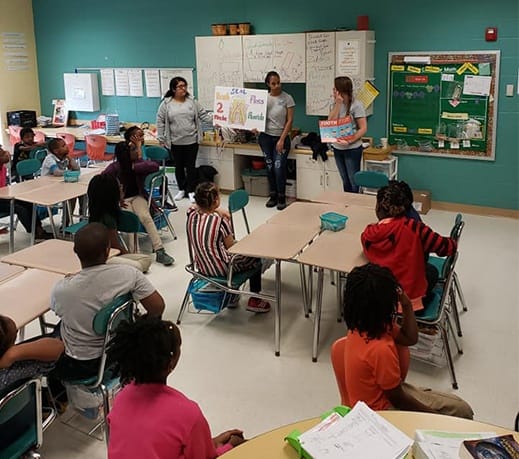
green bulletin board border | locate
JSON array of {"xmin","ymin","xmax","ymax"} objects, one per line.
[{"xmin": 387, "ymin": 51, "xmax": 500, "ymax": 161}]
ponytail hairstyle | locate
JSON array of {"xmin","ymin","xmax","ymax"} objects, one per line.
[
  {"xmin": 265, "ymin": 70, "xmax": 280, "ymax": 92},
  {"xmin": 334, "ymin": 76, "xmax": 354, "ymax": 115},
  {"xmin": 194, "ymin": 181, "xmax": 219, "ymax": 210},
  {"xmin": 114, "ymin": 141, "xmax": 134, "ymax": 192},
  {"xmin": 164, "ymin": 76, "xmax": 190, "ymax": 98},
  {"xmin": 88, "ymin": 174, "xmax": 121, "ymax": 225}
]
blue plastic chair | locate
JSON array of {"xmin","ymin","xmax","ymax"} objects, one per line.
[
  {"xmin": 353, "ymin": 170, "xmax": 389, "ymax": 193},
  {"xmin": 228, "ymin": 189, "xmax": 250, "ymax": 235}
]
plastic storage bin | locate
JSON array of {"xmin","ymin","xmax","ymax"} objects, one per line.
[
  {"xmin": 64, "ymin": 170, "xmax": 80, "ymax": 182},
  {"xmin": 188, "ymin": 279, "xmax": 239, "ymax": 313},
  {"xmin": 320, "ymin": 212, "xmax": 348, "ymax": 231},
  {"xmin": 64, "ymin": 379, "xmax": 120, "ymax": 420},
  {"xmin": 241, "ymin": 168, "xmax": 269, "ymax": 197}
]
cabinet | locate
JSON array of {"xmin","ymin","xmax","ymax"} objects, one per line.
[
  {"xmin": 361, "ymin": 156, "xmax": 398, "ymax": 194},
  {"xmin": 197, "ymin": 145, "xmax": 235, "ymax": 190},
  {"xmin": 296, "ymin": 154, "xmax": 343, "ymax": 200}
]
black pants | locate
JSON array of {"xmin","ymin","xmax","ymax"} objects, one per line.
[
  {"xmin": 425, "ymin": 262, "xmax": 440, "ymax": 300},
  {"xmin": 52, "ymin": 354, "xmax": 101, "ymax": 382},
  {"xmin": 0, "ymin": 199, "xmax": 42, "ymax": 233},
  {"xmin": 171, "ymin": 143, "xmax": 199, "ymax": 193}
]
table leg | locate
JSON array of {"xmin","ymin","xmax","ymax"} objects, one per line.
[
  {"xmin": 275, "ymin": 259, "xmax": 281, "ymax": 357},
  {"xmin": 307, "ymin": 265, "xmax": 313, "ymax": 314},
  {"xmin": 312, "ymin": 268, "xmax": 325, "ymax": 362},
  {"xmin": 9, "ymin": 198, "xmax": 15, "ymax": 253},
  {"xmin": 299, "ymin": 264, "xmax": 309, "ymax": 317},
  {"xmin": 336, "ymin": 274, "xmax": 343, "ymax": 322},
  {"xmin": 47, "ymin": 206, "xmax": 58, "ymax": 239},
  {"xmin": 30, "ymin": 204, "xmax": 37, "ymax": 245}
]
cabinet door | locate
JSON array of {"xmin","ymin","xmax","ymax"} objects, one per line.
[
  {"xmin": 297, "ymin": 155, "xmax": 325, "ymax": 200},
  {"xmin": 196, "ymin": 146, "xmax": 235, "ymax": 190},
  {"xmin": 323, "ymin": 160, "xmax": 343, "ymax": 191}
]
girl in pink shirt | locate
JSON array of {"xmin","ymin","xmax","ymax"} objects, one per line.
[{"xmin": 107, "ymin": 318, "xmax": 244, "ymax": 459}]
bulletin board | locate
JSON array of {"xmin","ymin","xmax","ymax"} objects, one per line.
[{"xmin": 387, "ymin": 51, "xmax": 500, "ymax": 161}]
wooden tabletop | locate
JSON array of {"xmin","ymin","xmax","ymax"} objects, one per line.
[
  {"xmin": 220, "ymin": 411, "xmax": 518, "ymax": 458},
  {"xmin": 297, "ymin": 230, "xmax": 367, "ymax": 272},
  {"xmin": 16, "ymin": 181, "xmax": 88, "ymax": 206},
  {"xmin": 38, "ymin": 126, "xmax": 158, "ymax": 145},
  {"xmin": 0, "ymin": 178, "xmax": 56, "ymax": 199},
  {"xmin": 0, "ymin": 268, "xmax": 64, "ymax": 329},
  {"xmin": 1, "ymin": 239, "xmax": 120, "ymax": 275},
  {"xmin": 0, "ymin": 262, "xmax": 25, "ymax": 284},
  {"xmin": 338, "ymin": 205, "xmax": 377, "ymax": 234},
  {"xmin": 228, "ymin": 223, "xmax": 319, "ymax": 260},
  {"xmin": 311, "ymin": 190, "xmax": 377, "ymax": 208}
]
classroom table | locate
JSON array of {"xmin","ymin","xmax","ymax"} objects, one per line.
[
  {"xmin": 310, "ymin": 190, "xmax": 377, "ymax": 208},
  {"xmin": 297, "ymin": 231, "xmax": 368, "ymax": 361},
  {"xmin": 0, "ymin": 262, "xmax": 25, "ymax": 284},
  {"xmin": 0, "ymin": 268, "xmax": 64, "ymax": 330},
  {"xmin": 38, "ymin": 126, "xmax": 158, "ymax": 145},
  {"xmin": 220, "ymin": 411, "xmax": 519, "ymax": 458},
  {"xmin": 1, "ymin": 239, "xmax": 119, "ymax": 275},
  {"xmin": 228, "ymin": 223, "xmax": 319, "ymax": 356}
]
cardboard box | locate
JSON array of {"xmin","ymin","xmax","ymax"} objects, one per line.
[{"xmin": 412, "ymin": 190, "xmax": 431, "ymax": 215}]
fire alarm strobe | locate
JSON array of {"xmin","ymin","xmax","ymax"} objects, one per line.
[{"xmin": 485, "ymin": 27, "xmax": 497, "ymax": 41}]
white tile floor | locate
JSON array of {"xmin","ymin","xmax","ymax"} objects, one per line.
[{"xmin": 1, "ymin": 195, "xmax": 518, "ymax": 458}]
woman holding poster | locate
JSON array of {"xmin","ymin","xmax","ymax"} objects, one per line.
[
  {"xmin": 156, "ymin": 77, "xmax": 213, "ymax": 203},
  {"xmin": 328, "ymin": 76, "xmax": 367, "ymax": 193},
  {"xmin": 258, "ymin": 71, "xmax": 295, "ymax": 211}
]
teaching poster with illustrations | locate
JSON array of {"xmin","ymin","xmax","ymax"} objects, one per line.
[
  {"xmin": 387, "ymin": 51, "xmax": 500, "ymax": 160},
  {"xmin": 213, "ymin": 86, "xmax": 268, "ymax": 131}
]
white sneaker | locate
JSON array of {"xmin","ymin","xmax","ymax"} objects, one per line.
[
  {"xmin": 174, "ymin": 190, "xmax": 185, "ymax": 201},
  {"xmin": 188, "ymin": 192, "xmax": 195, "ymax": 203}
]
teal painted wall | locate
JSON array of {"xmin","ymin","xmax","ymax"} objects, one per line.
[{"xmin": 32, "ymin": 0, "xmax": 518, "ymax": 209}]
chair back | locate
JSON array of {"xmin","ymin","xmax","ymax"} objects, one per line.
[
  {"xmin": 117, "ymin": 210, "xmax": 140, "ymax": 233},
  {"xmin": 33, "ymin": 131, "xmax": 46, "ymax": 144},
  {"xmin": 330, "ymin": 336, "xmax": 350, "ymax": 406},
  {"xmin": 0, "ymin": 378, "xmax": 42, "ymax": 458},
  {"xmin": 144, "ymin": 145, "xmax": 169, "ymax": 165},
  {"xmin": 228, "ymin": 189, "xmax": 251, "ymax": 235},
  {"xmin": 56, "ymin": 132, "xmax": 76, "ymax": 153},
  {"xmin": 16, "ymin": 159, "xmax": 41, "ymax": 179},
  {"xmin": 8, "ymin": 126, "xmax": 22, "ymax": 147},
  {"xmin": 353, "ymin": 171, "xmax": 389, "ymax": 190},
  {"xmin": 85, "ymin": 135, "xmax": 108, "ymax": 161},
  {"xmin": 144, "ymin": 170, "xmax": 166, "ymax": 205},
  {"xmin": 29, "ymin": 148, "xmax": 47, "ymax": 163},
  {"xmin": 450, "ymin": 214, "xmax": 465, "ymax": 242}
]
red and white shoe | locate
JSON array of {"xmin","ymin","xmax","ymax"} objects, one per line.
[{"xmin": 246, "ymin": 297, "xmax": 271, "ymax": 313}]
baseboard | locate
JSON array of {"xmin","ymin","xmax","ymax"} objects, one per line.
[{"xmin": 432, "ymin": 201, "xmax": 519, "ymax": 219}]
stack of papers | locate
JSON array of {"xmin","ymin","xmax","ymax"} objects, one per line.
[
  {"xmin": 413, "ymin": 430, "xmax": 496, "ymax": 459},
  {"xmin": 298, "ymin": 402, "xmax": 412, "ymax": 459}
]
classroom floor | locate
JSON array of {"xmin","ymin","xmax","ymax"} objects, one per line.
[{"xmin": 1, "ymin": 195, "xmax": 518, "ymax": 458}]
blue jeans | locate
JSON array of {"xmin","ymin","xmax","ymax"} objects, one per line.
[
  {"xmin": 258, "ymin": 133, "xmax": 290, "ymax": 196},
  {"xmin": 332, "ymin": 145, "xmax": 363, "ymax": 193}
]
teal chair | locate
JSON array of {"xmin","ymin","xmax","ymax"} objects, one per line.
[
  {"xmin": 0, "ymin": 377, "xmax": 55, "ymax": 458},
  {"xmin": 144, "ymin": 170, "xmax": 177, "ymax": 240},
  {"xmin": 63, "ymin": 294, "xmax": 134, "ymax": 445},
  {"xmin": 143, "ymin": 145, "xmax": 169, "ymax": 167},
  {"xmin": 29, "ymin": 148, "xmax": 47, "ymax": 163},
  {"xmin": 228, "ymin": 189, "xmax": 250, "ymax": 235},
  {"xmin": 63, "ymin": 220, "xmax": 88, "ymax": 237},
  {"xmin": 353, "ymin": 170, "xmax": 389, "ymax": 193},
  {"xmin": 117, "ymin": 210, "xmax": 141, "ymax": 252},
  {"xmin": 16, "ymin": 159, "xmax": 41, "ymax": 179}
]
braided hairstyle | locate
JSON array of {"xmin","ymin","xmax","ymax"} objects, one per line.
[
  {"xmin": 376, "ymin": 185, "xmax": 407, "ymax": 220},
  {"xmin": 343, "ymin": 263, "xmax": 399, "ymax": 340},
  {"xmin": 107, "ymin": 318, "xmax": 182, "ymax": 385},
  {"xmin": 194, "ymin": 181, "xmax": 219, "ymax": 211}
]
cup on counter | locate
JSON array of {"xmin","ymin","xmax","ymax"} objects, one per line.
[{"xmin": 380, "ymin": 137, "xmax": 388, "ymax": 148}]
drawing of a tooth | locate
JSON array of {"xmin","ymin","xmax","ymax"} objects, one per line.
[{"xmin": 229, "ymin": 97, "xmax": 247, "ymax": 125}]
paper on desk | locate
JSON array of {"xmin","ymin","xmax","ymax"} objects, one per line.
[
  {"xmin": 298, "ymin": 401, "xmax": 412, "ymax": 459},
  {"xmin": 413, "ymin": 430, "xmax": 496, "ymax": 459}
]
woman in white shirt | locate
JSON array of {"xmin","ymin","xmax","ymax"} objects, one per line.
[{"xmin": 328, "ymin": 76, "xmax": 368, "ymax": 193}]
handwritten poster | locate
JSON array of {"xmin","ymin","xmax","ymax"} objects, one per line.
[
  {"xmin": 128, "ymin": 69, "xmax": 143, "ymax": 96},
  {"xmin": 114, "ymin": 69, "xmax": 130, "ymax": 96},
  {"xmin": 145, "ymin": 69, "xmax": 161, "ymax": 97},
  {"xmin": 213, "ymin": 86, "xmax": 268, "ymax": 131},
  {"xmin": 100, "ymin": 68, "xmax": 115, "ymax": 95},
  {"xmin": 337, "ymin": 39, "xmax": 360, "ymax": 76}
]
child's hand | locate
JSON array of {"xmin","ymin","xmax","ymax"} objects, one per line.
[
  {"xmin": 397, "ymin": 286, "xmax": 412, "ymax": 309},
  {"xmin": 229, "ymin": 433, "xmax": 246, "ymax": 447},
  {"xmin": 213, "ymin": 429, "xmax": 244, "ymax": 447}
]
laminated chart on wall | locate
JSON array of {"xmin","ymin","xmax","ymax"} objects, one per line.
[{"xmin": 387, "ymin": 51, "xmax": 500, "ymax": 160}]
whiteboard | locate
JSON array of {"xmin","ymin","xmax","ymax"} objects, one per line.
[
  {"xmin": 63, "ymin": 73, "xmax": 100, "ymax": 112},
  {"xmin": 195, "ymin": 36, "xmax": 243, "ymax": 109},
  {"xmin": 242, "ymin": 34, "xmax": 306, "ymax": 83},
  {"xmin": 306, "ymin": 32, "xmax": 335, "ymax": 116}
]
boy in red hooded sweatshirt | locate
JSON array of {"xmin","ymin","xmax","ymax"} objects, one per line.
[{"xmin": 361, "ymin": 185, "xmax": 456, "ymax": 310}]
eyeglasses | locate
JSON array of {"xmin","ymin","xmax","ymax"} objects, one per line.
[{"xmin": 176, "ymin": 83, "xmax": 187, "ymax": 88}]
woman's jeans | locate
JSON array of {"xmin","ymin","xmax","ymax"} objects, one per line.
[
  {"xmin": 332, "ymin": 145, "xmax": 363, "ymax": 193},
  {"xmin": 258, "ymin": 133, "xmax": 290, "ymax": 197}
]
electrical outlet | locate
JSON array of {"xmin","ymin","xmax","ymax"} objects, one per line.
[{"xmin": 506, "ymin": 84, "xmax": 514, "ymax": 97}]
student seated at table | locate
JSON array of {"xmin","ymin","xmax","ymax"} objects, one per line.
[
  {"xmin": 361, "ymin": 185, "xmax": 456, "ymax": 310},
  {"xmin": 187, "ymin": 182, "xmax": 271, "ymax": 313},
  {"xmin": 50, "ymin": 223, "xmax": 165, "ymax": 382},
  {"xmin": 11, "ymin": 127, "xmax": 47, "ymax": 182},
  {"xmin": 41, "ymin": 137, "xmax": 79, "ymax": 177},
  {"xmin": 107, "ymin": 317, "xmax": 245, "ymax": 458},
  {"xmin": 87, "ymin": 174, "xmax": 152, "ymax": 273},
  {"xmin": 388, "ymin": 180, "xmax": 421, "ymax": 222},
  {"xmin": 0, "ymin": 145, "xmax": 53, "ymax": 240},
  {"xmin": 0, "ymin": 314, "xmax": 63, "ymax": 393},
  {"xmin": 342, "ymin": 263, "xmax": 473, "ymax": 419},
  {"xmin": 103, "ymin": 126, "xmax": 174, "ymax": 266}
]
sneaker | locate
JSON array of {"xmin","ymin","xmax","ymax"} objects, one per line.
[
  {"xmin": 246, "ymin": 297, "xmax": 271, "ymax": 313},
  {"xmin": 265, "ymin": 195, "xmax": 277, "ymax": 208},
  {"xmin": 35, "ymin": 230, "xmax": 54, "ymax": 240},
  {"xmin": 227, "ymin": 295, "xmax": 241, "ymax": 309},
  {"xmin": 174, "ymin": 190, "xmax": 185, "ymax": 201},
  {"xmin": 277, "ymin": 195, "xmax": 287, "ymax": 211},
  {"xmin": 155, "ymin": 248, "xmax": 174, "ymax": 266},
  {"xmin": 188, "ymin": 192, "xmax": 195, "ymax": 203},
  {"xmin": 164, "ymin": 201, "xmax": 178, "ymax": 211}
]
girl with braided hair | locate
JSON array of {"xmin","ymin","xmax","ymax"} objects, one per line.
[
  {"xmin": 361, "ymin": 185, "xmax": 456, "ymax": 310},
  {"xmin": 106, "ymin": 318, "xmax": 244, "ymax": 458}
]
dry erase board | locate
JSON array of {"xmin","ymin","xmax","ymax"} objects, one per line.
[
  {"xmin": 306, "ymin": 32, "xmax": 335, "ymax": 116},
  {"xmin": 195, "ymin": 36, "xmax": 243, "ymax": 109},
  {"xmin": 388, "ymin": 51, "xmax": 500, "ymax": 161},
  {"xmin": 242, "ymin": 34, "xmax": 306, "ymax": 83}
]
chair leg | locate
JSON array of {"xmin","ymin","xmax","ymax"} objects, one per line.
[
  {"xmin": 446, "ymin": 312, "xmax": 463, "ymax": 355},
  {"xmin": 100, "ymin": 384, "xmax": 110, "ymax": 447},
  {"xmin": 242, "ymin": 209, "xmax": 250, "ymax": 234},
  {"xmin": 312, "ymin": 268, "xmax": 325, "ymax": 362},
  {"xmin": 162, "ymin": 211, "xmax": 177, "ymax": 240},
  {"xmin": 440, "ymin": 324, "xmax": 459, "ymax": 390},
  {"xmin": 453, "ymin": 272, "xmax": 468, "ymax": 312},
  {"xmin": 449, "ymin": 287, "xmax": 463, "ymax": 337},
  {"xmin": 299, "ymin": 264, "xmax": 310, "ymax": 318},
  {"xmin": 177, "ymin": 282, "xmax": 193, "ymax": 324},
  {"xmin": 330, "ymin": 270, "xmax": 336, "ymax": 286}
]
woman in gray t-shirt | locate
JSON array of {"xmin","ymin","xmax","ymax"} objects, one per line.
[
  {"xmin": 328, "ymin": 76, "xmax": 368, "ymax": 193},
  {"xmin": 258, "ymin": 71, "xmax": 295, "ymax": 210},
  {"xmin": 156, "ymin": 77, "xmax": 213, "ymax": 203}
]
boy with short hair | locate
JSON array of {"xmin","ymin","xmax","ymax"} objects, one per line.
[
  {"xmin": 41, "ymin": 137, "xmax": 79, "ymax": 177},
  {"xmin": 343, "ymin": 263, "xmax": 473, "ymax": 418},
  {"xmin": 12, "ymin": 127, "xmax": 46, "ymax": 182}
]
